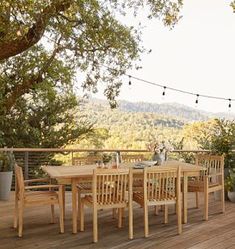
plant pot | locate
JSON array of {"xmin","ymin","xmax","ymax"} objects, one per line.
[
  {"xmin": 228, "ymin": 191, "xmax": 235, "ymax": 203},
  {"xmin": 0, "ymin": 171, "xmax": 13, "ymax": 201}
]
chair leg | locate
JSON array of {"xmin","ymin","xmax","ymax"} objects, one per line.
[
  {"xmin": 221, "ymin": 188, "xmax": 225, "ymax": 213},
  {"xmin": 112, "ymin": 208, "xmax": 117, "ymax": 219},
  {"xmin": 18, "ymin": 201, "xmax": 24, "ymax": 237},
  {"xmin": 196, "ymin": 192, "xmax": 199, "ymax": 208},
  {"xmin": 50, "ymin": 205, "xmax": 55, "ymax": 224},
  {"xmin": 77, "ymin": 190, "xmax": 81, "ymax": 222},
  {"xmin": 144, "ymin": 204, "xmax": 149, "ymax": 238},
  {"xmin": 129, "ymin": 204, "xmax": 133, "ymax": 240},
  {"xmin": 204, "ymin": 180, "xmax": 209, "ymax": 221},
  {"xmin": 176, "ymin": 200, "xmax": 182, "ymax": 234},
  {"xmin": 154, "ymin": 206, "xmax": 159, "ymax": 215},
  {"xmin": 13, "ymin": 198, "xmax": 18, "ymax": 229},
  {"xmin": 118, "ymin": 208, "xmax": 122, "ymax": 228},
  {"xmin": 93, "ymin": 207, "xmax": 98, "ymax": 243},
  {"xmin": 58, "ymin": 188, "xmax": 64, "ymax": 234},
  {"xmin": 62, "ymin": 188, "xmax": 65, "ymax": 219},
  {"xmin": 164, "ymin": 205, "xmax": 168, "ymax": 224},
  {"xmin": 80, "ymin": 202, "xmax": 84, "ymax": 232}
]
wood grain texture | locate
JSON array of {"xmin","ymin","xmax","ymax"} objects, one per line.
[{"xmin": 1, "ymin": 192, "xmax": 234, "ymax": 249}]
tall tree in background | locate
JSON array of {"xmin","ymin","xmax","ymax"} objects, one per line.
[{"xmin": 0, "ymin": 0, "xmax": 183, "ymax": 147}]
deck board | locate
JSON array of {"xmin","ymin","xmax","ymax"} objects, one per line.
[{"xmin": 1, "ymin": 192, "xmax": 235, "ymax": 249}]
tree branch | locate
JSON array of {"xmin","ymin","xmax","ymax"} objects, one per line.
[{"xmin": 0, "ymin": 0, "xmax": 71, "ymax": 61}]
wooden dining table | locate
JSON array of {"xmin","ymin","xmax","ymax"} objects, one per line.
[{"xmin": 42, "ymin": 160, "xmax": 205, "ymax": 234}]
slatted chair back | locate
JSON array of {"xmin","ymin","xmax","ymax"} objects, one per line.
[
  {"xmin": 196, "ymin": 154, "xmax": 224, "ymax": 184},
  {"xmin": 93, "ymin": 168, "xmax": 131, "ymax": 207},
  {"xmin": 144, "ymin": 166, "xmax": 180, "ymax": 205},
  {"xmin": 72, "ymin": 156, "xmax": 102, "ymax": 166},
  {"xmin": 14, "ymin": 164, "xmax": 25, "ymax": 198},
  {"xmin": 121, "ymin": 154, "xmax": 144, "ymax": 163}
]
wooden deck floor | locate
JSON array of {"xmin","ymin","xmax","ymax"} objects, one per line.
[{"xmin": 1, "ymin": 192, "xmax": 235, "ymax": 249}]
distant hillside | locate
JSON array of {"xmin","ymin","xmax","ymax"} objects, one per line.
[
  {"xmin": 77, "ymin": 98, "xmax": 235, "ymax": 149},
  {"xmin": 118, "ymin": 101, "xmax": 209, "ymax": 121},
  {"xmin": 80, "ymin": 99, "xmax": 189, "ymax": 149},
  {"xmin": 87, "ymin": 98, "xmax": 235, "ymax": 122}
]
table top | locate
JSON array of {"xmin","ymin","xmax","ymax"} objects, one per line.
[{"xmin": 42, "ymin": 160, "xmax": 205, "ymax": 179}]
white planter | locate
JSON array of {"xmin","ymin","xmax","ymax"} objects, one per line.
[
  {"xmin": 0, "ymin": 171, "xmax": 13, "ymax": 201},
  {"xmin": 228, "ymin": 191, "xmax": 235, "ymax": 203}
]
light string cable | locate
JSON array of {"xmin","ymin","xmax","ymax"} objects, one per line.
[
  {"xmin": 101, "ymin": 64, "xmax": 234, "ymax": 107},
  {"xmin": 129, "ymin": 75, "xmax": 235, "ymax": 105},
  {"xmin": 40, "ymin": 36, "xmax": 234, "ymax": 108}
]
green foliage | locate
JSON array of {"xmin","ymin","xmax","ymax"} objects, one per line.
[
  {"xmin": 208, "ymin": 119, "xmax": 235, "ymax": 169},
  {"xmin": 77, "ymin": 99, "xmax": 186, "ymax": 150},
  {"xmin": 0, "ymin": 45, "xmax": 95, "ymax": 148},
  {"xmin": 0, "ymin": 151, "xmax": 15, "ymax": 172},
  {"xmin": 186, "ymin": 119, "xmax": 235, "ymax": 169},
  {"xmin": 225, "ymin": 168, "xmax": 235, "ymax": 192}
]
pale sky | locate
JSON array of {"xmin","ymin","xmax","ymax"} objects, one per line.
[{"xmin": 91, "ymin": 0, "xmax": 235, "ymax": 114}]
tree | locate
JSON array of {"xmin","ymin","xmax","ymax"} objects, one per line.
[
  {"xmin": 185, "ymin": 119, "xmax": 235, "ymax": 169},
  {"xmin": 0, "ymin": 0, "xmax": 183, "ymax": 111}
]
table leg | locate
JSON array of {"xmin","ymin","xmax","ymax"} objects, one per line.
[
  {"xmin": 72, "ymin": 178, "xmax": 78, "ymax": 234},
  {"xmin": 183, "ymin": 174, "xmax": 188, "ymax": 224}
]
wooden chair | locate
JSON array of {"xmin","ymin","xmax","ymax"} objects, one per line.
[
  {"xmin": 133, "ymin": 166, "xmax": 182, "ymax": 237},
  {"xmin": 14, "ymin": 165, "xmax": 65, "ymax": 237},
  {"xmin": 121, "ymin": 154, "xmax": 145, "ymax": 192},
  {"xmin": 188, "ymin": 154, "xmax": 225, "ymax": 220},
  {"xmin": 79, "ymin": 168, "xmax": 133, "ymax": 243}
]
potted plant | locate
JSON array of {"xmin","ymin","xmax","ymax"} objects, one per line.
[
  {"xmin": 0, "ymin": 151, "xmax": 15, "ymax": 200},
  {"xmin": 225, "ymin": 168, "xmax": 235, "ymax": 203}
]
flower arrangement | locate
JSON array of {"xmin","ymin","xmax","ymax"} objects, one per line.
[
  {"xmin": 148, "ymin": 140, "xmax": 173, "ymax": 154},
  {"xmin": 147, "ymin": 141, "xmax": 173, "ymax": 164}
]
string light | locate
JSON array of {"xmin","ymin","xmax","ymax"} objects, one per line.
[
  {"xmin": 228, "ymin": 99, "xmax": 232, "ymax": 108},
  {"xmin": 72, "ymin": 62, "xmax": 235, "ymax": 111},
  {"xmin": 128, "ymin": 75, "xmax": 132, "ymax": 86},
  {"xmin": 40, "ymin": 38, "xmax": 234, "ymax": 109},
  {"xmin": 162, "ymin": 86, "xmax": 166, "ymax": 96},
  {"xmin": 120, "ymin": 71, "xmax": 234, "ymax": 110}
]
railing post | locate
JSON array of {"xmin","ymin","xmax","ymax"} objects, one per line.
[
  {"xmin": 24, "ymin": 151, "xmax": 29, "ymax": 179},
  {"xmin": 71, "ymin": 151, "xmax": 74, "ymax": 165}
]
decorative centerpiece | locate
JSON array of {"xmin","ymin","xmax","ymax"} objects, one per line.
[{"xmin": 147, "ymin": 141, "xmax": 173, "ymax": 165}]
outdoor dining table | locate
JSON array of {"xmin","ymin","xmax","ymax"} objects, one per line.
[{"xmin": 42, "ymin": 160, "xmax": 205, "ymax": 234}]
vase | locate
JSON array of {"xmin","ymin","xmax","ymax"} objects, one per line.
[{"xmin": 152, "ymin": 152, "xmax": 165, "ymax": 165}]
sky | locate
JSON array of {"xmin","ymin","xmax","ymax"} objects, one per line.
[{"xmin": 91, "ymin": 0, "xmax": 235, "ymax": 114}]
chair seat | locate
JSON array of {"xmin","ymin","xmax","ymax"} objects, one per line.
[
  {"xmin": 188, "ymin": 180, "xmax": 220, "ymax": 192},
  {"xmin": 133, "ymin": 191, "xmax": 176, "ymax": 206},
  {"xmin": 82, "ymin": 194, "xmax": 128, "ymax": 207},
  {"xmin": 24, "ymin": 191, "xmax": 59, "ymax": 204}
]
